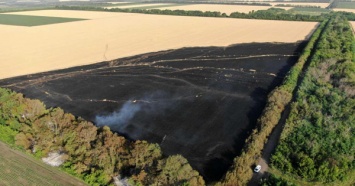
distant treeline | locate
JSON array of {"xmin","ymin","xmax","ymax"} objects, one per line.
[
  {"xmin": 215, "ymin": 15, "xmax": 328, "ymax": 186},
  {"xmin": 0, "ymin": 88, "xmax": 205, "ymax": 185},
  {"xmin": 270, "ymin": 14, "xmax": 355, "ymax": 184},
  {"xmin": 275, "ymin": 4, "xmax": 321, "ymax": 8},
  {"xmin": 55, "ymin": 5, "xmax": 332, "ymax": 21},
  {"xmin": 229, "ymin": 8, "xmax": 324, "ymax": 21},
  {"xmin": 144, "ymin": 1, "xmax": 272, "ymax": 6}
]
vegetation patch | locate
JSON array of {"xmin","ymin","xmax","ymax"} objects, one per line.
[
  {"xmin": 0, "ymin": 14, "xmax": 86, "ymax": 26},
  {"xmin": 289, "ymin": 7, "xmax": 330, "ymax": 15},
  {"xmin": 334, "ymin": 2, "xmax": 355, "ymax": 9},
  {"xmin": 58, "ymin": 5, "xmax": 327, "ymax": 21},
  {"xmin": 270, "ymin": 14, "xmax": 355, "ymax": 185},
  {"xmin": 216, "ymin": 16, "xmax": 327, "ymax": 186},
  {"xmin": 0, "ymin": 140, "xmax": 87, "ymax": 185},
  {"xmin": 0, "ymin": 42, "xmax": 304, "ymax": 182},
  {"xmin": 0, "ymin": 88, "xmax": 205, "ymax": 185}
]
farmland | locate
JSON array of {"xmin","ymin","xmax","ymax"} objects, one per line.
[
  {"xmin": 0, "ymin": 10, "xmax": 317, "ymax": 79},
  {"xmin": 333, "ymin": 2, "xmax": 355, "ymax": 9},
  {"xmin": 0, "ymin": 4, "xmax": 353, "ymax": 186},
  {"xmin": 0, "ymin": 14, "xmax": 85, "ymax": 26},
  {"xmin": 334, "ymin": 8, "xmax": 355, "ymax": 13},
  {"xmin": 289, "ymin": 7, "xmax": 330, "ymax": 15},
  {"xmin": 99, "ymin": 2, "xmax": 330, "ymax": 15},
  {"xmin": 0, "ymin": 141, "xmax": 87, "ymax": 186},
  {"xmin": 0, "ymin": 42, "xmax": 305, "ymax": 182}
]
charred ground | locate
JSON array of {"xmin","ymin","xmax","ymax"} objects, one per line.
[{"xmin": 0, "ymin": 42, "xmax": 305, "ymax": 182}]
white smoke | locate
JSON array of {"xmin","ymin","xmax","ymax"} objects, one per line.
[
  {"xmin": 95, "ymin": 100, "xmax": 142, "ymax": 131},
  {"xmin": 95, "ymin": 91, "xmax": 180, "ymax": 133}
]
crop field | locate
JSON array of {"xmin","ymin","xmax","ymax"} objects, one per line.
[
  {"xmin": 0, "ymin": 8, "xmax": 319, "ymax": 184},
  {"xmin": 0, "ymin": 10, "xmax": 317, "ymax": 79},
  {"xmin": 334, "ymin": 2, "xmax": 355, "ymax": 9},
  {"xmin": 0, "ymin": 14, "xmax": 86, "ymax": 26},
  {"xmin": 0, "ymin": 141, "xmax": 87, "ymax": 185},
  {"xmin": 334, "ymin": 8, "xmax": 355, "ymax": 13},
  {"xmin": 288, "ymin": 7, "xmax": 330, "ymax": 15}
]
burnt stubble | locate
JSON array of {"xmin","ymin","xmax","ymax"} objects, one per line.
[{"xmin": 0, "ymin": 42, "xmax": 305, "ymax": 182}]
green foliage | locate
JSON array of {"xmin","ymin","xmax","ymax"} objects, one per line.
[
  {"xmin": 0, "ymin": 87, "xmax": 204, "ymax": 185},
  {"xmin": 261, "ymin": 174, "xmax": 297, "ymax": 186},
  {"xmin": 288, "ymin": 7, "xmax": 331, "ymax": 16},
  {"xmin": 152, "ymin": 155, "xmax": 205, "ymax": 186},
  {"xmin": 0, "ymin": 125, "xmax": 18, "ymax": 145},
  {"xmin": 55, "ymin": 5, "xmax": 330, "ymax": 22},
  {"xmin": 0, "ymin": 14, "xmax": 86, "ymax": 27},
  {"xmin": 334, "ymin": 2, "xmax": 355, "ymax": 9},
  {"xmin": 275, "ymin": 4, "xmax": 321, "ymax": 8},
  {"xmin": 229, "ymin": 8, "xmax": 326, "ymax": 21},
  {"xmin": 216, "ymin": 16, "xmax": 328, "ymax": 186},
  {"xmin": 271, "ymin": 15, "xmax": 355, "ymax": 184}
]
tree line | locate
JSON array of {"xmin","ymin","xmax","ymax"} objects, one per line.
[
  {"xmin": 214, "ymin": 15, "xmax": 328, "ymax": 186},
  {"xmin": 0, "ymin": 88, "xmax": 205, "ymax": 185},
  {"xmin": 55, "ymin": 5, "xmax": 334, "ymax": 22},
  {"xmin": 275, "ymin": 4, "xmax": 321, "ymax": 8},
  {"xmin": 270, "ymin": 14, "xmax": 355, "ymax": 184}
]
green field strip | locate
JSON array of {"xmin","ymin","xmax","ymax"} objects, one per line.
[
  {"xmin": 289, "ymin": 7, "xmax": 330, "ymax": 12},
  {"xmin": 0, "ymin": 14, "xmax": 87, "ymax": 27},
  {"xmin": 335, "ymin": 2, "xmax": 355, "ymax": 9},
  {"xmin": 0, "ymin": 141, "xmax": 87, "ymax": 185},
  {"xmin": 287, "ymin": 7, "xmax": 330, "ymax": 16}
]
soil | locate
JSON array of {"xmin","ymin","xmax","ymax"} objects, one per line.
[{"xmin": 0, "ymin": 42, "xmax": 305, "ymax": 182}]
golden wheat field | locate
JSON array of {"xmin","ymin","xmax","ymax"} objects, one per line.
[
  {"xmin": 334, "ymin": 8, "xmax": 355, "ymax": 13},
  {"xmin": 0, "ymin": 10, "xmax": 318, "ymax": 79}
]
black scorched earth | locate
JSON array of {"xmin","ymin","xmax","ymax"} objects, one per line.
[{"xmin": 0, "ymin": 42, "xmax": 305, "ymax": 181}]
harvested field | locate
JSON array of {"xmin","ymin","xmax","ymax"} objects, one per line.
[
  {"xmin": 156, "ymin": 4, "xmax": 273, "ymax": 14},
  {"xmin": 0, "ymin": 141, "xmax": 87, "ymax": 186},
  {"xmin": 0, "ymin": 10, "xmax": 317, "ymax": 79},
  {"xmin": 0, "ymin": 42, "xmax": 306, "ymax": 182},
  {"xmin": 334, "ymin": 8, "xmax": 355, "ymax": 13}
]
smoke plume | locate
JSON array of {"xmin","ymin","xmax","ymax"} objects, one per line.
[{"xmin": 95, "ymin": 91, "xmax": 179, "ymax": 133}]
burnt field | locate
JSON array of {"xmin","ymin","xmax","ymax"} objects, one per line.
[{"xmin": 0, "ymin": 42, "xmax": 305, "ymax": 182}]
